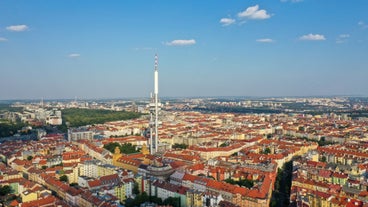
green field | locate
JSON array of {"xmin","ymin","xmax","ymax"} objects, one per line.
[{"xmin": 61, "ymin": 108, "xmax": 142, "ymax": 127}]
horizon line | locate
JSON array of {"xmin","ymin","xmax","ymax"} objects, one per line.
[{"xmin": 1, "ymin": 94, "xmax": 367, "ymax": 102}]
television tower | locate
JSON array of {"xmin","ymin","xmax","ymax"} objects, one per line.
[{"xmin": 149, "ymin": 54, "xmax": 161, "ymax": 154}]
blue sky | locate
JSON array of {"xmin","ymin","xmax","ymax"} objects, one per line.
[{"xmin": 0, "ymin": 0, "xmax": 367, "ymax": 100}]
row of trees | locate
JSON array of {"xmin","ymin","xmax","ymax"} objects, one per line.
[
  {"xmin": 125, "ymin": 192, "xmax": 181, "ymax": 207},
  {"xmin": 103, "ymin": 142, "xmax": 140, "ymax": 154},
  {"xmin": 270, "ymin": 160, "xmax": 293, "ymax": 207},
  {"xmin": 299, "ymin": 136, "xmax": 336, "ymax": 147},
  {"xmin": 223, "ymin": 178, "xmax": 254, "ymax": 189},
  {"xmin": 172, "ymin": 143, "xmax": 188, "ymax": 149}
]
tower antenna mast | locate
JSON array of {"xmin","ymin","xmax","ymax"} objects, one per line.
[{"xmin": 149, "ymin": 54, "xmax": 161, "ymax": 154}]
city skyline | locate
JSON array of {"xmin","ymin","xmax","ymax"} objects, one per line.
[{"xmin": 1, "ymin": 0, "xmax": 368, "ymax": 100}]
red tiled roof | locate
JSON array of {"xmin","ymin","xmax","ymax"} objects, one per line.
[
  {"xmin": 182, "ymin": 173, "xmax": 196, "ymax": 182},
  {"xmin": 332, "ymin": 172, "xmax": 348, "ymax": 179},
  {"xmin": 88, "ymin": 180, "xmax": 102, "ymax": 188},
  {"xmin": 100, "ymin": 174, "xmax": 120, "ymax": 185},
  {"xmin": 9, "ymin": 199, "xmax": 19, "ymax": 207},
  {"xmin": 319, "ymin": 169, "xmax": 332, "ymax": 178},
  {"xmin": 346, "ymin": 199, "xmax": 363, "ymax": 207}
]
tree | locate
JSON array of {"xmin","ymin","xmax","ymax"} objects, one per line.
[
  {"xmin": 103, "ymin": 142, "xmax": 139, "ymax": 154},
  {"xmin": 124, "ymin": 198, "xmax": 135, "ymax": 207},
  {"xmin": 133, "ymin": 182, "xmax": 140, "ymax": 195},
  {"xmin": 238, "ymin": 178, "xmax": 254, "ymax": 188},
  {"xmin": 172, "ymin": 143, "xmax": 188, "ymax": 149},
  {"xmin": 219, "ymin": 142, "xmax": 229, "ymax": 147},
  {"xmin": 0, "ymin": 185, "xmax": 12, "ymax": 196},
  {"xmin": 318, "ymin": 137, "xmax": 335, "ymax": 146},
  {"xmin": 135, "ymin": 192, "xmax": 149, "ymax": 205},
  {"xmin": 224, "ymin": 178, "xmax": 236, "ymax": 185},
  {"xmin": 223, "ymin": 178, "xmax": 254, "ymax": 188},
  {"xmin": 231, "ymin": 152, "xmax": 238, "ymax": 157},
  {"xmin": 41, "ymin": 165, "xmax": 47, "ymax": 170},
  {"xmin": 59, "ymin": 175, "xmax": 68, "ymax": 182},
  {"xmin": 125, "ymin": 192, "xmax": 150, "ymax": 207},
  {"xmin": 164, "ymin": 197, "xmax": 180, "ymax": 207},
  {"xmin": 104, "ymin": 142, "xmax": 121, "ymax": 153},
  {"xmin": 120, "ymin": 143, "xmax": 139, "ymax": 154},
  {"xmin": 261, "ymin": 147, "xmax": 271, "ymax": 154},
  {"xmin": 27, "ymin": 155, "xmax": 33, "ymax": 161},
  {"xmin": 270, "ymin": 199, "xmax": 277, "ymax": 207},
  {"xmin": 321, "ymin": 155, "xmax": 327, "ymax": 162},
  {"xmin": 207, "ymin": 175, "xmax": 215, "ymax": 180},
  {"xmin": 149, "ymin": 196, "xmax": 162, "ymax": 205},
  {"xmin": 0, "ymin": 121, "xmax": 26, "ymax": 137}
]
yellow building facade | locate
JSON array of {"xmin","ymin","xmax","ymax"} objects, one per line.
[{"xmin": 21, "ymin": 190, "xmax": 38, "ymax": 203}]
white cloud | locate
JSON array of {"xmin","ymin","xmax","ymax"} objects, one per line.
[
  {"xmin": 256, "ymin": 38, "xmax": 274, "ymax": 43},
  {"xmin": 299, "ymin": 34, "xmax": 326, "ymax": 41},
  {"xmin": 165, "ymin": 39, "xmax": 196, "ymax": 46},
  {"xmin": 238, "ymin": 20, "xmax": 247, "ymax": 25},
  {"xmin": 280, "ymin": 0, "xmax": 303, "ymax": 3},
  {"xmin": 220, "ymin": 18, "xmax": 236, "ymax": 26},
  {"xmin": 358, "ymin": 21, "xmax": 368, "ymax": 29},
  {"xmin": 238, "ymin": 5, "xmax": 271, "ymax": 20},
  {"xmin": 336, "ymin": 34, "xmax": 350, "ymax": 43},
  {"xmin": 0, "ymin": 37, "xmax": 8, "ymax": 42},
  {"xmin": 134, "ymin": 47, "xmax": 154, "ymax": 51},
  {"xmin": 6, "ymin": 24, "xmax": 29, "ymax": 32},
  {"xmin": 68, "ymin": 53, "xmax": 81, "ymax": 58},
  {"xmin": 339, "ymin": 34, "xmax": 350, "ymax": 38}
]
